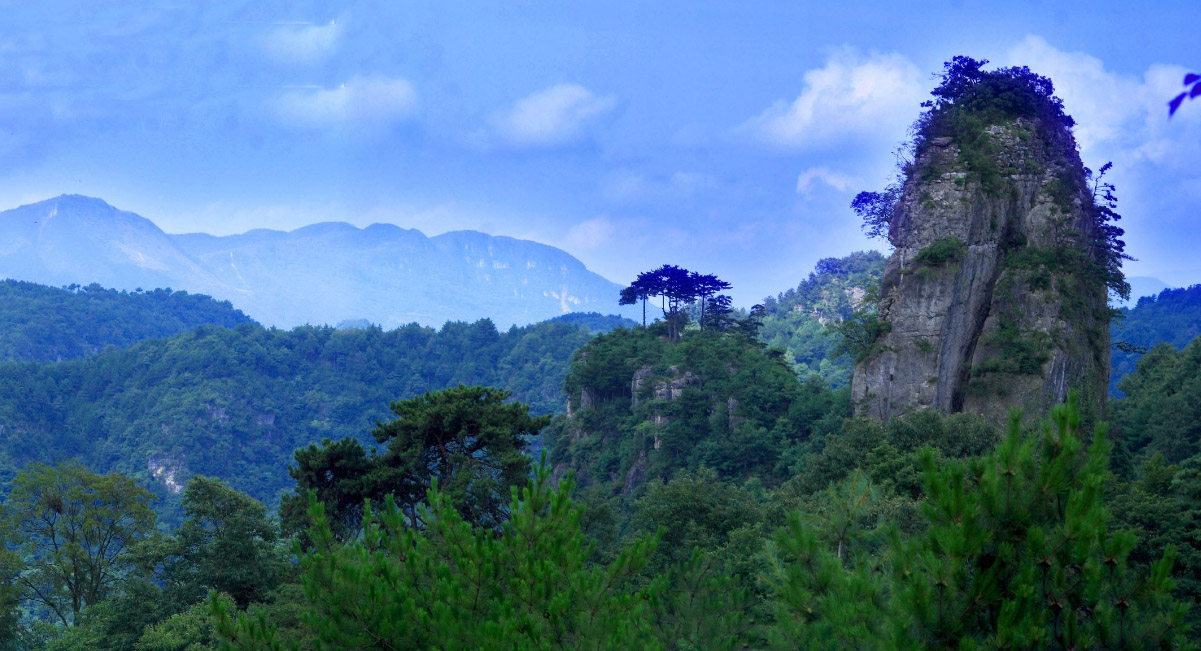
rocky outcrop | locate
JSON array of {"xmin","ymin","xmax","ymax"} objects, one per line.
[{"xmin": 852, "ymin": 119, "xmax": 1110, "ymax": 422}]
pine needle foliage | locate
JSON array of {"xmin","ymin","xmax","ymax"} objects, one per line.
[
  {"xmin": 214, "ymin": 457, "xmax": 663, "ymax": 650},
  {"xmin": 768, "ymin": 391, "xmax": 1192, "ymax": 649}
]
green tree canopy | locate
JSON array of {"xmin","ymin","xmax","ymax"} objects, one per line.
[
  {"xmin": 280, "ymin": 385, "xmax": 550, "ymax": 539},
  {"xmin": 2, "ymin": 461, "xmax": 158, "ymax": 628},
  {"xmin": 768, "ymin": 393, "xmax": 1191, "ymax": 649},
  {"xmin": 216, "ymin": 460, "xmax": 661, "ymax": 650},
  {"xmin": 372, "ymin": 385, "xmax": 551, "ymax": 529},
  {"xmin": 163, "ymin": 477, "xmax": 287, "ymax": 609}
]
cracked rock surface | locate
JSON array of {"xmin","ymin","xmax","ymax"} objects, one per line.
[{"xmin": 852, "ymin": 119, "xmax": 1110, "ymax": 422}]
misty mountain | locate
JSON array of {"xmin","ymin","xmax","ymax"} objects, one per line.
[{"xmin": 0, "ymin": 195, "xmax": 636, "ymax": 328}]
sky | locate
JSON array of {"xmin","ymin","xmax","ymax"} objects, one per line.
[{"xmin": 1, "ymin": 1, "xmax": 1199, "ymax": 306}]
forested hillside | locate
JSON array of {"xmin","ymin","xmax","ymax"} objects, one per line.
[
  {"xmin": 758, "ymin": 251, "xmax": 886, "ymax": 387},
  {"xmin": 2, "ymin": 281, "xmax": 1198, "ymax": 647},
  {"xmin": 0, "ymin": 281, "xmax": 252, "ymax": 362},
  {"xmin": 550, "ymin": 322, "xmax": 849, "ymax": 497},
  {"xmin": 1111, "ymin": 284, "xmax": 1201, "ymax": 394},
  {"xmin": 0, "ymin": 316, "xmax": 624, "ymax": 521}
]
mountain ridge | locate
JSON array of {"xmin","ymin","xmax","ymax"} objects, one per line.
[{"xmin": 0, "ymin": 195, "xmax": 637, "ymax": 329}]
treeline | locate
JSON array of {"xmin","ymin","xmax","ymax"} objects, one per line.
[
  {"xmin": 1111, "ymin": 284, "xmax": 1201, "ymax": 394},
  {"xmin": 0, "ymin": 315, "xmax": 628, "ymax": 523},
  {"xmin": 3, "ymin": 320, "xmax": 1197, "ymax": 648},
  {"xmin": 0, "ymin": 281, "xmax": 253, "ymax": 363}
]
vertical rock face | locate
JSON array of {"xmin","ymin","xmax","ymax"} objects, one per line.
[{"xmin": 852, "ymin": 119, "xmax": 1110, "ymax": 422}]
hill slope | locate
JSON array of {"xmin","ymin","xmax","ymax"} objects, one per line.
[
  {"xmin": 0, "ymin": 280, "xmax": 253, "ymax": 362},
  {"xmin": 0, "ymin": 317, "xmax": 609, "ymax": 521},
  {"xmin": 758, "ymin": 251, "xmax": 886, "ymax": 387},
  {"xmin": 1110, "ymin": 285, "xmax": 1201, "ymax": 394}
]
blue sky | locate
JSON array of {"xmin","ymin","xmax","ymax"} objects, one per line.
[{"xmin": 2, "ymin": 1, "xmax": 1199, "ymax": 305}]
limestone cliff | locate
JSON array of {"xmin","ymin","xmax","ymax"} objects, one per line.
[{"xmin": 852, "ymin": 118, "xmax": 1112, "ymax": 422}]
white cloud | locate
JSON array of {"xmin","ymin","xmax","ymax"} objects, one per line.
[
  {"xmin": 273, "ymin": 75, "xmax": 417, "ymax": 128},
  {"xmin": 262, "ymin": 21, "xmax": 343, "ymax": 65},
  {"xmin": 999, "ymin": 36, "xmax": 1201, "ymax": 287},
  {"xmin": 741, "ymin": 48, "xmax": 925, "ymax": 148},
  {"xmin": 562, "ymin": 216, "xmax": 615, "ymax": 252},
  {"xmin": 492, "ymin": 84, "xmax": 616, "ymax": 147},
  {"xmin": 604, "ymin": 170, "xmax": 718, "ymax": 203},
  {"xmin": 796, "ymin": 167, "xmax": 860, "ymax": 195},
  {"xmin": 1003, "ymin": 36, "xmax": 1201, "ymax": 164},
  {"xmin": 1003, "ymin": 36, "xmax": 1144, "ymax": 155}
]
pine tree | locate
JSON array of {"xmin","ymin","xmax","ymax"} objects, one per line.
[
  {"xmin": 768, "ymin": 392, "xmax": 1192, "ymax": 649},
  {"xmin": 215, "ymin": 457, "xmax": 662, "ymax": 649}
]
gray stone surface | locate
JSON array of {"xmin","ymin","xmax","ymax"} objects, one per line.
[{"xmin": 852, "ymin": 119, "xmax": 1110, "ymax": 422}]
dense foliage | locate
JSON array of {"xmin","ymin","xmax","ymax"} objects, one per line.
[
  {"xmin": 758, "ymin": 251, "xmax": 886, "ymax": 387},
  {"xmin": 549, "ymin": 323, "xmax": 849, "ymax": 497},
  {"xmin": 0, "ymin": 316, "xmax": 603, "ymax": 523},
  {"xmin": 1110, "ymin": 284, "xmax": 1201, "ymax": 394},
  {"xmin": 1111, "ymin": 336, "xmax": 1201, "ymax": 466},
  {"xmin": 219, "ymin": 461, "xmax": 665, "ymax": 650},
  {"xmin": 770, "ymin": 395, "xmax": 1189, "ymax": 648},
  {"xmin": 279, "ymin": 386, "xmax": 550, "ymax": 540},
  {"xmin": 0, "ymin": 462, "xmax": 157, "ymax": 629},
  {"xmin": 0, "ymin": 291, "xmax": 1195, "ymax": 647},
  {"xmin": 0, "ymin": 281, "xmax": 252, "ymax": 363},
  {"xmin": 1105, "ymin": 333, "xmax": 1201, "ymax": 631}
]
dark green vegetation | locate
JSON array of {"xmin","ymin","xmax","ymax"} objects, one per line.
[
  {"xmin": 910, "ymin": 235, "xmax": 966, "ymax": 268},
  {"xmin": 758, "ymin": 251, "xmax": 886, "ymax": 386},
  {"xmin": 1111, "ymin": 285, "xmax": 1201, "ymax": 394},
  {"xmin": 0, "ymin": 271, "xmax": 1198, "ymax": 646},
  {"xmin": 1112, "ymin": 335, "xmax": 1201, "ymax": 467},
  {"xmin": 544, "ymin": 311, "xmax": 637, "ymax": 334},
  {"xmin": 769, "ymin": 395, "xmax": 1187, "ymax": 648},
  {"xmin": 549, "ymin": 322, "xmax": 849, "ymax": 496},
  {"xmin": 619, "ymin": 265, "xmax": 733, "ymax": 339},
  {"xmin": 0, "ymin": 281, "xmax": 252, "ymax": 363},
  {"xmin": 201, "ymin": 326, "xmax": 1197, "ymax": 649},
  {"xmin": 0, "ymin": 313, "xmax": 607, "ymax": 524},
  {"xmin": 280, "ymin": 385, "xmax": 551, "ymax": 539}
]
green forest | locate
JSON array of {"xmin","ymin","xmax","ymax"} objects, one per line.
[
  {"xmin": 2, "ymin": 59, "xmax": 1201, "ymax": 648},
  {"xmin": 0, "ymin": 279, "xmax": 630, "ymax": 523},
  {"xmin": 0, "ymin": 265, "xmax": 1196, "ymax": 647},
  {"xmin": 0, "ymin": 282, "xmax": 253, "ymax": 363}
]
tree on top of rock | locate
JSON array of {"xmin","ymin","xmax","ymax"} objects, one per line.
[{"xmin": 620, "ymin": 265, "xmax": 732, "ymax": 341}]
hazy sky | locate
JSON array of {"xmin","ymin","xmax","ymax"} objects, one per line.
[{"xmin": 2, "ymin": 1, "xmax": 1199, "ymax": 305}]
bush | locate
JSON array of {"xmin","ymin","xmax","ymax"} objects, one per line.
[{"xmin": 912, "ymin": 236, "xmax": 966, "ymax": 268}]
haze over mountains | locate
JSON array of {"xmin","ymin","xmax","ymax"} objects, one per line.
[{"xmin": 0, "ymin": 195, "xmax": 636, "ymax": 328}]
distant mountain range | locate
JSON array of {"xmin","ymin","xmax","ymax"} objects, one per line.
[
  {"xmin": 0, "ymin": 195, "xmax": 636, "ymax": 328},
  {"xmin": 1115, "ymin": 276, "xmax": 1172, "ymax": 309}
]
